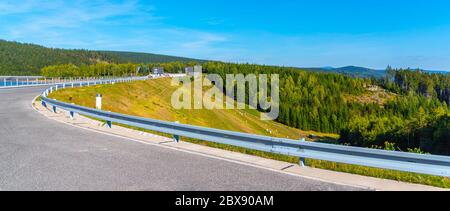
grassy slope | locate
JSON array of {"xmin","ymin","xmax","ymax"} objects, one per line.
[
  {"xmin": 48, "ymin": 78, "xmax": 450, "ymax": 188},
  {"xmin": 49, "ymin": 77, "xmax": 337, "ymax": 141}
]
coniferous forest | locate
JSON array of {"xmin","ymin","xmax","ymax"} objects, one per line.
[
  {"xmin": 0, "ymin": 40, "xmax": 202, "ymax": 75},
  {"xmin": 200, "ymin": 62, "xmax": 449, "ymax": 155},
  {"xmin": 144, "ymin": 62, "xmax": 448, "ymax": 156}
]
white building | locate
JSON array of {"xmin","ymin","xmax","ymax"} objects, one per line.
[
  {"xmin": 152, "ymin": 67, "xmax": 164, "ymax": 76},
  {"xmin": 185, "ymin": 65, "xmax": 202, "ymax": 78}
]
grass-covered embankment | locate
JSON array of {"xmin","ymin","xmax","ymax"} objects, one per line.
[{"xmin": 49, "ymin": 77, "xmax": 337, "ymax": 141}]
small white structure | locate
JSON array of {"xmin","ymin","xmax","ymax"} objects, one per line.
[
  {"xmin": 152, "ymin": 67, "xmax": 164, "ymax": 76},
  {"xmin": 96, "ymin": 94, "xmax": 102, "ymax": 110}
]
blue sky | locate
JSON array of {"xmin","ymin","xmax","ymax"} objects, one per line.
[{"xmin": 1, "ymin": 0, "xmax": 450, "ymax": 70}]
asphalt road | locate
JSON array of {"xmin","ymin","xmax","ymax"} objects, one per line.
[{"xmin": 0, "ymin": 87, "xmax": 364, "ymax": 191}]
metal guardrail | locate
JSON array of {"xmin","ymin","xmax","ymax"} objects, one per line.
[
  {"xmin": 0, "ymin": 76, "xmax": 125, "ymax": 88},
  {"xmin": 40, "ymin": 77, "xmax": 450, "ymax": 177}
]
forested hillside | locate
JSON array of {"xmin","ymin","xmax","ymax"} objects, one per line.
[
  {"xmin": 100, "ymin": 51, "xmax": 206, "ymax": 64},
  {"xmin": 0, "ymin": 40, "xmax": 202, "ymax": 75},
  {"xmin": 382, "ymin": 67, "xmax": 450, "ymax": 104}
]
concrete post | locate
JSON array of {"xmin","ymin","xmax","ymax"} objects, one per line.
[{"xmin": 299, "ymin": 138, "xmax": 307, "ymax": 167}]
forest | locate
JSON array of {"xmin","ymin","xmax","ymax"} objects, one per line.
[
  {"xmin": 202, "ymin": 62, "xmax": 449, "ymax": 155},
  {"xmin": 0, "ymin": 40, "xmax": 201, "ymax": 75}
]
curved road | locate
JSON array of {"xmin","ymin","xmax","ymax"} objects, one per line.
[{"xmin": 0, "ymin": 87, "xmax": 363, "ymax": 191}]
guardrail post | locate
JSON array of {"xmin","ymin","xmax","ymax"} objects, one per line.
[
  {"xmin": 173, "ymin": 121, "xmax": 181, "ymax": 143},
  {"xmin": 299, "ymin": 157, "xmax": 306, "ymax": 167},
  {"xmin": 106, "ymin": 120, "xmax": 112, "ymax": 128},
  {"xmin": 173, "ymin": 135, "xmax": 181, "ymax": 143},
  {"xmin": 52, "ymin": 105, "xmax": 57, "ymax": 113},
  {"xmin": 42, "ymin": 101, "xmax": 47, "ymax": 108},
  {"xmin": 298, "ymin": 138, "xmax": 307, "ymax": 167},
  {"xmin": 69, "ymin": 111, "xmax": 75, "ymax": 119}
]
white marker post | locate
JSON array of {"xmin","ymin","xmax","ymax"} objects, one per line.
[{"xmin": 96, "ymin": 93, "xmax": 111, "ymax": 128}]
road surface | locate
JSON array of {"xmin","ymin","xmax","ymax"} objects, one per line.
[{"xmin": 0, "ymin": 87, "xmax": 364, "ymax": 191}]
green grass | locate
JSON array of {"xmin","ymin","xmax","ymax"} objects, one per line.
[
  {"xmin": 49, "ymin": 77, "xmax": 338, "ymax": 141},
  {"xmin": 48, "ymin": 78, "xmax": 450, "ymax": 188}
]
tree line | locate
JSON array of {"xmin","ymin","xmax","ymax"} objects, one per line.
[
  {"xmin": 40, "ymin": 61, "xmax": 202, "ymax": 77},
  {"xmin": 382, "ymin": 66, "xmax": 450, "ymax": 105}
]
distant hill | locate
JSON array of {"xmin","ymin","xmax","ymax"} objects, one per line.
[
  {"xmin": 302, "ymin": 66, "xmax": 385, "ymax": 78},
  {"xmin": 333, "ymin": 66, "xmax": 386, "ymax": 78},
  {"xmin": 302, "ymin": 66, "xmax": 448, "ymax": 78},
  {"xmin": 424, "ymin": 70, "xmax": 450, "ymax": 75},
  {"xmin": 0, "ymin": 39, "xmax": 204, "ymax": 75}
]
